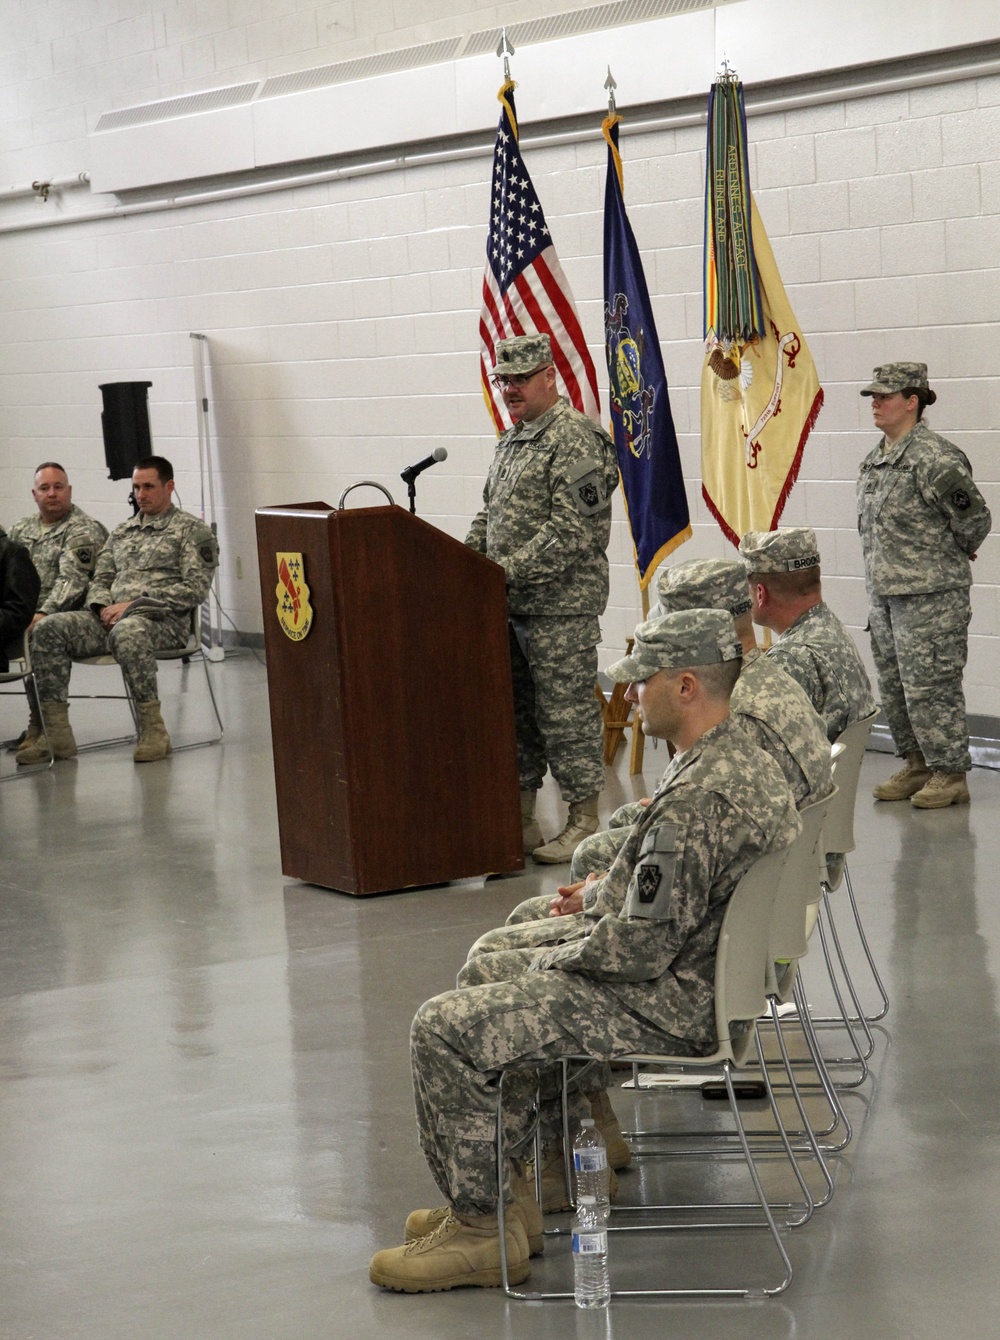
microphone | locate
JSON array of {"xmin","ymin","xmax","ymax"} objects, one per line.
[{"xmin": 400, "ymin": 447, "xmax": 448, "ymax": 484}]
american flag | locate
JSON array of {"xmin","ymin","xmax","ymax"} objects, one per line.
[{"xmin": 479, "ymin": 82, "xmax": 601, "ymax": 432}]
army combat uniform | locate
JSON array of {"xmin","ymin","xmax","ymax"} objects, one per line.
[
  {"xmin": 413, "ymin": 712, "xmax": 800, "ymax": 1218},
  {"xmin": 765, "ymin": 601, "xmax": 876, "ymax": 743},
  {"xmin": 466, "ymin": 396, "xmax": 619, "ymax": 804},
  {"xmin": 9, "ymin": 505, "xmax": 108, "ymax": 614},
  {"xmin": 496, "ymin": 643, "xmax": 831, "ymax": 927},
  {"xmin": 31, "ymin": 507, "xmax": 218, "ymax": 704},
  {"xmin": 858, "ymin": 420, "xmax": 991, "ymax": 773}
]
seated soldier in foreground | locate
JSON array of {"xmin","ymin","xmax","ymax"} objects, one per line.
[
  {"xmin": 368, "ymin": 609, "xmax": 800, "ymax": 1293},
  {"xmin": 738, "ymin": 526, "xmax": 876, "ymax": 742},
  {"xmin": 494, "ymin": 557, "xmax": 831, "ymax": 934}
]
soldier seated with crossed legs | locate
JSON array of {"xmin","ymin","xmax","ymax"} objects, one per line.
[{"xmin": 368, "ymin": 609, "xmax": 800, "ymax": 1293}]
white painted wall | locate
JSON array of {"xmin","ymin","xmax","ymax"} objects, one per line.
[{"xmin": 1, "ymin": 0, "xmax": 998, "ymax": 713}]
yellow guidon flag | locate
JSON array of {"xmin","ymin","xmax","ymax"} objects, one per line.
[{"xmin": 701, "ymin": 77, "xmax": 823, "ymax": 545}]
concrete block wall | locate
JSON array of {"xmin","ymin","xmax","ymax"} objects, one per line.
[{"xmin": 1, "ymin": 2, "xmax": 998, "ymax": 714}]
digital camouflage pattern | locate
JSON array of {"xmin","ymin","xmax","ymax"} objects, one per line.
[
  {"xmin": 868, "ymin": 589, "xmax": 972, "ymax": 773},
  {"xmin": 508, "ymin": 614, "xmax": 603, "ymax": 801},
  {"xmin": 857, "ymin": 417, "xmax": 990, "ymax": 773},
  {"xmin": 656, "ymin": 557, "xmax": 751, "ymax": 618},
  {"xmin": 412, "ymin": 715, "xmax": 799, "ymax": 1216},
  {"xmin": 9, "ymin": 505, "xmax": 108, "ymax": 614},
  {"xmin": 557, "ymin": 645, "xmax": 831, "ymax": 883},
  {"xmin": 31, "ymin": 507, "xmax": 218, "ymax": 704},
  {"xmin": 88, "ymin": 507, "xmax": 218, "ymax": 614},
  {"xmin": 467, "ymin": 396, "xmax": 618, "ymax": 800},
  {"xmin": 766, "ymin": 602, "xmax": 876, "ymax": 742},
  {"xmin": 490, "ymin": 332, "xmax": 553, "ymax": 377},
  {"xmin": 857, "ymin": 421, "xmax": 991, "ymax": 597},
  {"xmin": 859, "ymin": 362, "xmax": 930, "ymax": 395},
  {"xmin": 738, "ymin": 526, "xmax": 820, "ymax": 574},
  {"xmin": 465, "ymin": 397, "xmax": 618, "ymax": 615},
  {"xmin": 606, "ymin": 607, "xmax": 742, "ymax": 683},
  {"xmin": 733, "ymin": 647, "xmax": 833, "ymax": 807}
]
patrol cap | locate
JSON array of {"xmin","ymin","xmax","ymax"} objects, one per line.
[
  {"xmin": 739, "ymin": 527, "xmax": 820, "ymax": 574},
  {"xmin": 656, "ymin": 558, "xmax": 752, "ymax": 619},
  {"xmin": 860, "ymin": 362, "xmax": 930, "ymax": 395},
  {"xmin": 606, "ymin": 608, "xmax": 742, "ymax": 683},
  {"xmin": 491, "ymin": 333, "xmax": 553, "ymax": 377}
]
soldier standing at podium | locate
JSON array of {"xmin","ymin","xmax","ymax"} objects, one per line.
[{"xmin": 467, "ymin": 334, "xmax": 619, "ymax": 865}]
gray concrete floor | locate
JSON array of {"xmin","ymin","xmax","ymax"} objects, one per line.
[{"xmin": 2, "ymin": 651, "xmax": 999, "ymax": 1339}]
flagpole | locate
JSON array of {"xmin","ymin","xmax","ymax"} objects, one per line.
[{"xmin": 496, "ymin": 27, "xmax": 513, "ymax": 82}]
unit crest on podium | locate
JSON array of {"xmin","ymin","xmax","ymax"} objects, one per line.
[{"xmin": 275, "ymin": 552, "xmax": 313, "ymax": 641}]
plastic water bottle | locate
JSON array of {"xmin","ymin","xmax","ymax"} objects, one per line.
[
  {"xmin": 572, "ymin": 1195, "xmax": 610, "ymax": 1308},
  {"xmin": 573, "ymin": 1117, "xmax": 610, "ymax": 1211}
]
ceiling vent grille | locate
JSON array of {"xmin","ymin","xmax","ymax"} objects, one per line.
[
  {"xmin": 462, "ymin": 0, "xmax": 724, "ymax": 57},
  {"xmin": 94, "ymin": 0, "xmax": 732, "ymax": 133},
  {"xmin": 94, "ymin": 83, "xmax": 259, "ymax": 133},
  {"xmin": 260, "ymin": 38, "xmax": 464, "ymax": 98}
]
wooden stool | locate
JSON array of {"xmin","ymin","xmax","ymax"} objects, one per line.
[{"xmin": 596, "ymin": 638, "xmax": 645, "ymax": 774}]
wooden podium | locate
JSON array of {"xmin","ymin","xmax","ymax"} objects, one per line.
[{"xmin": 255, "ymin": 501, "xmax": 523, "ymax": 895}]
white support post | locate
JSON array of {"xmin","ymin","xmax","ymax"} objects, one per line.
[{"xmin": 190, "ymin": 332, "xmax": 225, "ymax": 661}]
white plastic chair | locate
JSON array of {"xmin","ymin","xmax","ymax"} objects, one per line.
[
  {"xmin": 495, "ymin": 846, "xmax": 805, "ymax": 1300},
  {"xmin": 814, "ymin": 711, "xmax": 888, "ymax": 1026}
]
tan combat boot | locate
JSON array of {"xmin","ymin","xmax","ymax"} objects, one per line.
[
  {"xmin": 910, "ymin": 771, "xmax": 970, "ymax": 809},
  {"xmin": 520, "ymin": 789, "xmax": 543, "ymax": 853},
  {"xmin": 402, "ymin": 1189, "xmax": 541, "ymax": 1259},
  {"xmin": 587, "ymin": 1088, "xmax": 632, "ymax": 1170},
  {"xmin": 872, "ymin": 751, "xmax": 931, "ymax": 801},
  {"xmin": 405, "ymin": 1168, "xmax": 544, "ymax": 1256},
  {"xmin": 12, "ymin": 701, "xmax": 43, "ymax": 755},
  {"xmin": 16, "ymin": 702, "xmax": 77, "ymax": 765},
  {"xmin": 133, "ymin": 700, "xmax": 172, "ymax": 763},
  {"xmin": 369, "ymin": 1208, "xmax": 530, "ymax": 1292},
  {"xmin": 532, "ymin": 795, "xmax": 600, "ymax": 864}
]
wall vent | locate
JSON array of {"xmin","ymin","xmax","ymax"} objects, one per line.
[
  {"xmin": 95, "ymin": 0, "xmax": 732, "ymax": 133},
  {"xmin": 94, "ymin": 83, "xmax": 259, "ymax": 133},
  {"xmin": 463, "ymin": 0, "xmax": 722, "ymax": 57},
  {"xmin": 260, "ymin": 39, "xmax": 464, "ymax": 98}
]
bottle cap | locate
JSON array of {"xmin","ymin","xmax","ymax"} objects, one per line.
[
  {"xmin": 580, "ymin": 1118, "xmax": 595, "ymax": 1128},
  {"xmin": 578, "ymin": 1195, "xmax": 597, "ymax": 1205}
]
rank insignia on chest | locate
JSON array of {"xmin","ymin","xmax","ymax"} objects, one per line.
[
  {"xmin": 636, "ymin": 863, "xmax": 662, "ymax": 904},
  {"xmin": 275, "ymin": 552, "xmax": 313, "ymax": 641}
]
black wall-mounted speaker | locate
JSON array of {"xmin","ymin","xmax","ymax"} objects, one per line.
[{"xmin": 99, "ymin": 381, "xmax": 153, "ymax": 480}]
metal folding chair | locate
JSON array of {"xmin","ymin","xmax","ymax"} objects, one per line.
[
  {"xmin": 0, "ymin": 632, "xmax": 52, "ymax": 779},
  {"xmin": 72, "ymin": 607, "xmax": 223, "ymax": 753},
  {"xmin": 496, "ymin": 846, "xmax": 806, "ymax": 1300},
  {"xmin": 813, "ymin": 711, "xmax": 888, "ymax": 1027}
]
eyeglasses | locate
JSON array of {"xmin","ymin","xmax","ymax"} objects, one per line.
[{"xmin": 490, "ymin": 367, "xmax": 548, "ymax": 389}]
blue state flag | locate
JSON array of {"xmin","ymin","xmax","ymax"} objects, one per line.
[{"xmin": 603, "ymin": 113, "xmax": 691, "ymax": 588}]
